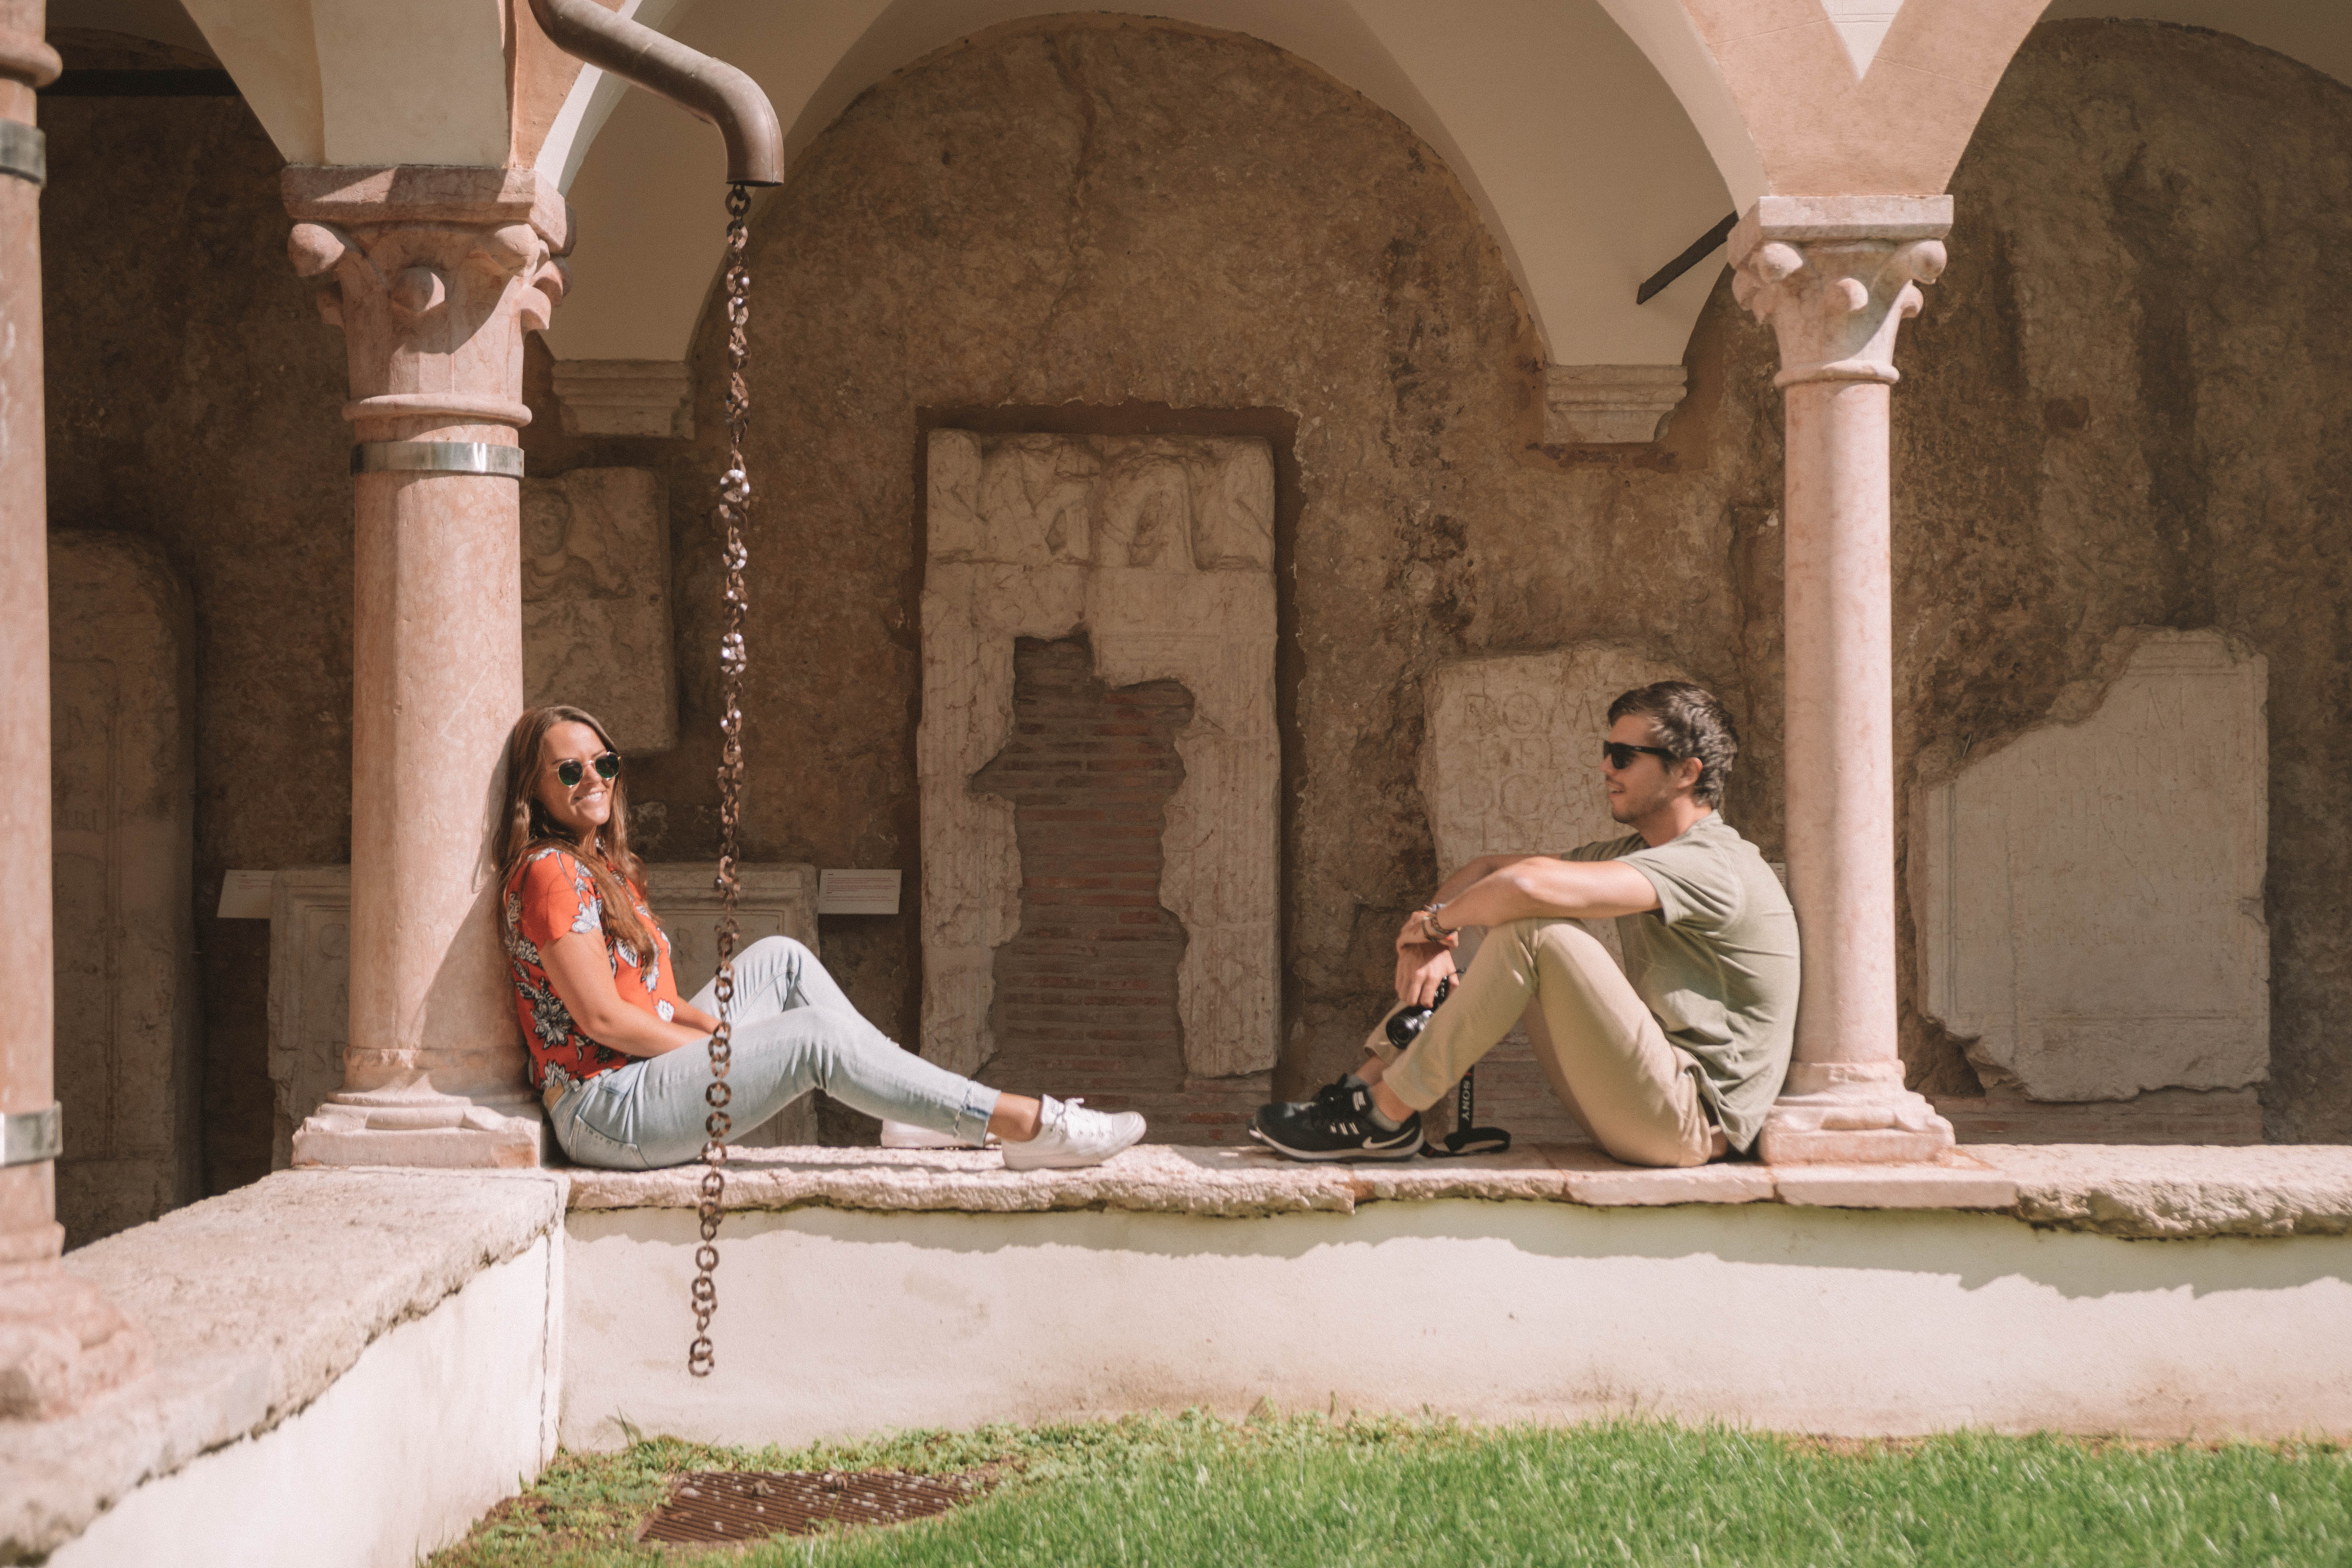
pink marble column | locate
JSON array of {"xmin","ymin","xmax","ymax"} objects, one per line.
[
  {"xmin": 1731, "ymin": 196, "xmax": 1957, "ymax": 1164},
  {"xmin": 284, "ymin": 168, "xmax": 570, "ymax": 1167},
  {"xmin": 0, "ymin": 0, "xmax": 149, "ymax": 1414}
]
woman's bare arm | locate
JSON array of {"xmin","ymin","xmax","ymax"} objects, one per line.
[{"xmin": 541, "ymin": 931, "xmax": 710, "ymax": 1058}]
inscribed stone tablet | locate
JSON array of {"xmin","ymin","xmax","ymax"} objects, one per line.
[
  {"xmin": 1912, "ymin": 629, "xmax": 2269, "ymax": 1102},
  {"xmin": 1422, "ymin": 645, "xmax": 1689, "ymax": 880},
  {"xmin": 919, "ymin": 430, "xmax": 1278, "ymax": 1081},
  {"xmin": 49, "ymin": 533, "xmax": 199, "ymax": 1244}
]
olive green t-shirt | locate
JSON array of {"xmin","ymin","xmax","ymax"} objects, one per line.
[{"xmin": 1563, "ymin": 814, "xmax": 1798, "ymax": 1152}]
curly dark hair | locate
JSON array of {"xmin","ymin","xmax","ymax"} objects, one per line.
[{"xmin": 1606, "ymin": 681, "xmax": 1739, "ymax": 808}]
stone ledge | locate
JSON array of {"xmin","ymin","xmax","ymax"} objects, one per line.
[
  {"xmin": 565, "ymin": 1143, "xmax": 1953, "ymax": 1218},
  {"xmin": 0, "ymin": 1169, "xmax": 567, "ymax": 1562},
  {"xmin": 564, "ymin": 1142, "xmax": 2352, "ymax": 1238},
  {"xmin": 1991, "ymin": 1144, "xmax": 2352, "ymax": 1238}
]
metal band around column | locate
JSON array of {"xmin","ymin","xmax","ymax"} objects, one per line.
[
  {"xmin": 350, "ymin": 441, "xmax": 525, "ymax": 479},
  {"xmin": 0, "ymin": 121, "xmax": 44, "ymax": 187},
  {"xmin": 1, "ymin": 1105, "xmax": 61, "ymax": 1167}
]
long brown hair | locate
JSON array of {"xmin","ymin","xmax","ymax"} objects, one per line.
[{"xmin": 497, "ymin": 705, "xmax": 659, "ymax": 960}]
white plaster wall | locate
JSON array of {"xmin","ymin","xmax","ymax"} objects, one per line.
[
  {"xmin": 52, "ymin": 1237, "xmax": 559, "ymax": 1568},
  {"xmin": 176, "ymin": 0, "xmax": 328, "ymax": 163},
  {"xmin": 562, "ymin": 1204, "xmax": 2352, "ymax": 1448}
]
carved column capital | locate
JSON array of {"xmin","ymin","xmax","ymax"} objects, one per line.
[
  {"xmin": 283, "ymin": 167, "xmax": 572, "ymax": 437},
  {"xmin": 1730, "ymin": 195, "xmax": 1951, "ymax": 388}
]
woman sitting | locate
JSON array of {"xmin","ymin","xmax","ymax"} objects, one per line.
[{"xmin": 498, "ymin": 704, "xmax": 1146, "ymax": 1171}]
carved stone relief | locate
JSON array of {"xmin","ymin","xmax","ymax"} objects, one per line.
[
  {"xmin": 269, "ymin": 867, "xmax": 352, "ymax": 1172},
  {"xmin": 49, "ymin": 533, "xmax": 200, "ymax": 1245},
  {"xmin": 521, "ymin": 467, "xmax": 675, "ymax": 754},
  {"xmin": 270, "ymin": 863, "xmax": 822, "ymax": 1163},
  {"xmin": 1421, "ymin": 646, "xmax": 1689, "ymax": 1144},
  {"xmin": 1423, "ymin": 645, "xmax": 1691, "ymax": 953},
  {"xmin": 1913, "ymin": 628, "xmax": 2269, "ymax": 1103},
  {"xmin": 920, "ymin": 430, "xmax": 1279, "ymax": 1081}
]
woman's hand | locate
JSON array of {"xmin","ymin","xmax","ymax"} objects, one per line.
[{"xmin": 1394, "ymin": 934, "xmax": 1458, "ymax": 1008}]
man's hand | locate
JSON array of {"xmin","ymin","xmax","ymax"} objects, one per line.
[{"xmin": 1394, "ymin": 936, "xmax": 1457, "ymax": 1007}]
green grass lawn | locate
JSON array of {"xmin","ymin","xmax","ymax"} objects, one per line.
[{"xmin": 432, "ymin": 1414, "xmax": 2351, "ymax": 1567}]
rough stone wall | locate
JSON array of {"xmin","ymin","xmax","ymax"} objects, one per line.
[
  {"xmin": 1895, "ymin": 20, "xmax": 2352, "ymax": 1138},
  {"xmin": 41, "ymin": 33, "xmax": 355, "ymax": 1196},
  {"xmin": 635, "ymin": 16, "xmax": 1782, "ymax": 1107}
]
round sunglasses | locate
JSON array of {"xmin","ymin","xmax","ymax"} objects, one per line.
[
  {"xmin": 1601, "ymin": 740, "xmax": 1680, "ymax": 770},
  {"xmin": 554, "ymin": 751, "xmax": 622, "ymax": 789}
]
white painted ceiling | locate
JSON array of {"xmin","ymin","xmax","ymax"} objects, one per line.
[{"xmin": 47, "ymin": 0, "xmax": 2352, "ymax": 372}]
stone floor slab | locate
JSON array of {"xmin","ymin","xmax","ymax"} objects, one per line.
[
  {"xmin": 1537, "ymin": 1146, "xmax": 1777, "ymax": 1205},
  {"xmin": 1977, "ymin": 1143, "xmax": 2352, "ymax": 1237},
  {"xmin": 1773, "ymin": 1158, "xmax": 2019, "ymax": 1210}
]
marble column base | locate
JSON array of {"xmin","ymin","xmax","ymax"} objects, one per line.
[
  {"xmin": 1756, "ymin": 1060, "xmax": 1956, "ymax": 1165},
  {"xmin": 0, "ymin": 1238, "xmax": 151, "ymax": 1419},
  {"xmin": 291, "ymin": 1082, "xmax": 546, "ymax": 1169}
]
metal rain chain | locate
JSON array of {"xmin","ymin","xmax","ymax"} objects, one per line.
[{"xmin": 691, "ymin": 182, "xmax": 755, "ymax": 1378}]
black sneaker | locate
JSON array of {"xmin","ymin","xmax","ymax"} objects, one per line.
[{"xmin": 1250, "ymin": 1076, "xmax": 1423, "ymax": 1162}]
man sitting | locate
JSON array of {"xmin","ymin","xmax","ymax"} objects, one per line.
[{"xmin": 1254, "ymin": 681, "xmax": 1798, "ymax": 1166}]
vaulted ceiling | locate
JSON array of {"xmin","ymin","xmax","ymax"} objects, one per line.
[{"xmin": 52, "ymin": 0, "xmax": 2352, "ymax": 371}]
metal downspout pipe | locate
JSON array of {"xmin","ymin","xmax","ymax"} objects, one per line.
[{"xmin": 527, "ymin": 0, "xmax": 786, "ymax": 185}]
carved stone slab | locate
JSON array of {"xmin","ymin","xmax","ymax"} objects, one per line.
[
  {"xmin": 920, "ymin": 431, "xmax": 1279, "ymax": 1080},
  {"xmin": 1913, "ymin": 629, "xmax": 2270, "ymax": 1103},
  {"xmin": 271, "ymin": 863, "xmax": 822, "ymax": 1164},
  {"xmin": 1422, "ymin": 645, "xmax": 1690, "ymax": 876},
  {"xmin": 521, "ymin": 467, "xmax": 675, "ymax": 754},
  {"xmin": 269, "ymin": 867, "xmax": 354, "ymax": 1172},
  {"xmin": 1421, "ymin": 646, "xmax": 1688, "ymax": 1145},
  {"xmin": 49, "ymin": 533, "xmax": 200, "ymax": 1244}
]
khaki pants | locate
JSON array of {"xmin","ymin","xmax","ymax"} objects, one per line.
[{"xmin": 1376, "ymin": 918, "xmax": 1726, "ymax": 1168}]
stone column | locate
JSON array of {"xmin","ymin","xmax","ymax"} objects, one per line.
[
  {"xmin": 0, "ymin": 0, "xmax": 150, "ymax": 1415},
  {"xmin": 284, "ymin": 168, "xmax": 570, "ymax": 1167},
  {"xmin": 1731, "ymin": 196, "xmax": 1956, "ymax": 1165}
]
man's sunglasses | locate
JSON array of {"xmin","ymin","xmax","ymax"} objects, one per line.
[
  {"xmin": 555, "ymin": 751, "xmax": 622, "ymax": 789},
  {"xmin": 1601, "ymin": 741, "xmax": 1681, "ymax": 770}
]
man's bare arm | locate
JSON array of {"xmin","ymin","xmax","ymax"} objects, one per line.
[
  {"xmin": 1389, "ymin": 854, "xmax": 1659, "ymax": 1004},
  {"xmin": 1437, "ymin": 857, "xmax": 1660, "ymax": 928},
  {"xmin": 1426, "ymin": 853, "xmax": 1551, "ymax": 906}
]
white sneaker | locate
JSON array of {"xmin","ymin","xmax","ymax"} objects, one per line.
[
  {"xmin": 1000, "ymin": 1096, "xmax": 1147, "ymax": 1171},
  {"xmin": 879, "ymin": 1120, "xmax": 997, "ymax": 1149}
]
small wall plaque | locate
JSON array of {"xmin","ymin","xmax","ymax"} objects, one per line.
[
  {"xmin": 218, "ymin": 869, "xmax": 274, "ymax": 920},
  {"xmin": 818, "ymin": 869, "xmax": 901, "ymax": 916}
]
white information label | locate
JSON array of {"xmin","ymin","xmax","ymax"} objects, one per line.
[
  {"xmin": 217, "ymin": 869, "xmax": 275, "ymax": 920},
  {"xmin": 817, "ymin": 869, "xmax": 901, "ymax": 916}
]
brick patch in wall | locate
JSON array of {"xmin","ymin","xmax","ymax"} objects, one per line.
[{"xmin": 971, "ymin": 633, "xmax": 1268, "ymax": 1142}]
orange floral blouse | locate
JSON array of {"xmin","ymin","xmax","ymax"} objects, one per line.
[{"xmin": 501, "ymin": 846, "xmax": 687, "ymax": 1094}]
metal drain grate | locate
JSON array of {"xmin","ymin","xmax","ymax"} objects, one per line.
[{"xmin": 639, "ymin": 1469, "xmax": 981, "ymax": 1545}]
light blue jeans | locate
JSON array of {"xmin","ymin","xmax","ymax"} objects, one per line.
[{"xmin": 546, "ymin": 935, "xmax": 1000, "ymax": 1169}]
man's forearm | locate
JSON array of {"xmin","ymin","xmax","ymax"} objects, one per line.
[
  {"xmin": 1430, "ymin": 853, "xmax": 1540, "ymax": 907},
  {"xmin": 1434, "ymin": 867, "xmax": 1550, "ymax": 929},
  {"xmin": 1439, "ymin": 856, "xmax": 1660, "ymax": 927}
]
